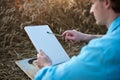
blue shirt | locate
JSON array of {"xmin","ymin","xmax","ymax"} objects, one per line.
[{"xmin": 35, "ymin": 17, "xmax": 120, "ymax": 80}]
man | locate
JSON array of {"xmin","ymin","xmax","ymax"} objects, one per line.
[{"xmin": 35, "ymin": 0, "xmax": 120, "ymax": 80}]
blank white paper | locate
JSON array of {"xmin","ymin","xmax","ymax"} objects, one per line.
[{"xmin": 24, "ymin": 25, "xmax": 70, "ymax": 65}]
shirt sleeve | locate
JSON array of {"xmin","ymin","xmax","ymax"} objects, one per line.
[{"xmin": 35, "ymin": 44, "xmax": 106, "ymax": 80}]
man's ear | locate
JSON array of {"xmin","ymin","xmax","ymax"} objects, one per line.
[{"xmin": 104, "ymin": 0, "xmax": 111, "ymax": 9}]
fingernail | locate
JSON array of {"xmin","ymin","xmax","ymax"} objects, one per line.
[
  {"xmin": 37, "ymin": 54, "xmax": 40, "ymax": 58},
  {"xmin": 40, "ymin": 49, "xmax": 42, "ymax": 51}
]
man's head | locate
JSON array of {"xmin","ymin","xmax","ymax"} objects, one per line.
[{"xmin": 90, "ymin": 0, "xmax": 120, "ymax": 27}]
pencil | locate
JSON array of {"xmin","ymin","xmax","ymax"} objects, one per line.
[{"xmin": 47, "ymin": 31, "xmax": 62, "ymax": 37}]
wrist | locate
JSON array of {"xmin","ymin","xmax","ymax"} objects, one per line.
[
  {"xmin": 81, "ymin": 33, "xmax": 90, "ymax": 41},
  {"xmin": 84, "ymin": 34, "xmax": 102, "ymax": 41}
]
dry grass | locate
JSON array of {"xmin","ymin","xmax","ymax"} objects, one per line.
[{"xmin": 0, "ymin": 0, "xmax": 107, "ymax": 79}]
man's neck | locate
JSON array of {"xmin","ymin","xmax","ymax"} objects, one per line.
[{"xmin": 106, "ymin": 11, "xmax": 120, "ymax": 28}]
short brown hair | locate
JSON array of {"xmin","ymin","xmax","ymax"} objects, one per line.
[
  {"xmin": 110, "ymin": 0, "xmax": 120, "ymax": 13},
  {"xmin": 99, "ymin": 0, "xmax": 120, "ymax": 13}
]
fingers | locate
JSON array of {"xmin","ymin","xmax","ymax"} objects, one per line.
[
  {"xmin": 62, "ymin": 30, "xmax": 72, "ymax": 41},
  {"xmin": 37, "ymin": 53, "xmax": 40, "ymax": 58},
  {"xmin": 65, "ymin": 33, "xmax": 70, "ymax": 42},
  {"xmin": 37, "ymin": 50, "xmax": 52, "ymax": 68},
  {"xmin": 37, "ymin": 50, "xmax": 42, "ymax": 58},
  {"xmin": 62, "ymin": 30, "xmax": 72, "ymax": 36},
  {"xmin": 37, "ymin": 50, "xmax": 46, "ymax": 58},
  {"xmin": 37, "ymin": 50, "xmax": 51, "ymax": 60},
  {"xmin": 62, "ymin": 30, "xmax": 76, "ymax": 42}
]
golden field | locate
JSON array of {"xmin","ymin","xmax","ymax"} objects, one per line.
[{"xmin": 0, "ymin": 0, "xmax": 107, "ymax": 79}]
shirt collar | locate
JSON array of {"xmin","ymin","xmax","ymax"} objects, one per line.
[{"xmin": 107, "ymin": 16, "xmax": 120, "ymax": 34}]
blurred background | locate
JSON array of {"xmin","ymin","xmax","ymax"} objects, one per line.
[{"xmin": 0, "ymin": 0, "xmax": 107, "ymax": 80}]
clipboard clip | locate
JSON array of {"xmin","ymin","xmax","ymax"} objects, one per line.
[{"xmin": 28, "ymin": 57, "xmax": 37, "ymax": 64}]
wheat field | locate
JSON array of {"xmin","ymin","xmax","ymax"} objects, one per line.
[{"xmin": 0, "ymin": 0, "xmax": 107, "ymax": 79}]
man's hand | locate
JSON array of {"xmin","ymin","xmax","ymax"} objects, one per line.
[
  {"xmin": 62, "ymin": 30, "xmax": 88, "ymax": 42},
  {"xmin": 37, "ymin": 50, "xmax": 52, "ymax": 69},
  {"xmin": 62, "ymin": 30, "xmax": 102, "ymax": 42}
]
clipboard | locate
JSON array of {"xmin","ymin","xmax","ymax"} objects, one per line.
[
  {"xmin": 24, "ymin": 25, "xmax": 70, "ymax": 65},
  {"xmin": 15, "ymin": 25, "xmax": 70, "ymax": 80}
]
